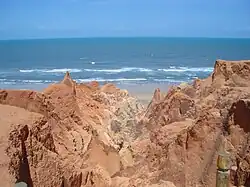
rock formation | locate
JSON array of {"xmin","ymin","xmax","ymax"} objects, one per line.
[
  {"xmin": 0, "ymin": 60, "xmax": 250, "ymax": 186},
  {"xmin": 114, "ymin": 60, "xmax": 250, "ymax": 187},
  {"xmin": 0, "ymin": 71, "xmax": 145, "ymax": 187}
]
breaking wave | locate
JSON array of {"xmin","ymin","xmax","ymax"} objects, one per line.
[
  {"xmin": 84, "ymin": 67, "xmax": 152, "ymax": 73},
  {"xmin": 76, "ymin": 78, "xmax": 147, "ymax": 82},
  {"xmin": 0, "ymin": 79, "xmax": 55, "ymax": 84},
  {"xmin": 19, "ymin": 66, "xmax": 213, "ymax": 74},
  {"xmin": 19, "ymin": 68, "xmax": 82, "ymax": 73},
  {"xmin": 157, "ymin": 67, "xmax": 213, "ymax": 72},
  {"xmin": 0, "ymin": 78, "xmax": 148, "ymax": 84},
  {"xmin": 0, "ymin": 77, "xmax": 196, "ymax": 85}
]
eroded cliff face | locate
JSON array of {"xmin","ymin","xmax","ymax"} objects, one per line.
[
  {"xmin": 1, "ymin": 60, "xmax": 250, "ymax": 187},
  {"xmin": 114, "ymin": 60, "xmax": 250, "ymax": 187},
  {"xmin": 0, "ymin": 72, "xmax": 144, "ymax": 187}
]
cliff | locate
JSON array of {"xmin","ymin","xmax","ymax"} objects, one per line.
[
  {"xmin": 0, "ymin": 60, "xmax": 250, "ymax": 187},
  {"xmin": 115, "ymin": 60, "xmax": 250, "ymax": 187}
]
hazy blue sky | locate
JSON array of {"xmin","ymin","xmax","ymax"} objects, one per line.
[{"xmin": 0, "ymin": 0, "xmax": 250, "ymax": 39}]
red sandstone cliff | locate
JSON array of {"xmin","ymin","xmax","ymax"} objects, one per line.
[
  {"xmin": 114, "ymin": 60, "xmax": 250, "ymax": 187},
  {"xmin": 0, "ymin": 71, "xmax": 146, "ymax": 187},
  {"xmin": 0, "ymin": 60, "xmax": 250, "ymax": 187}
]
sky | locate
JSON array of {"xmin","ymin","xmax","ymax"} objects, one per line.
[{"xmin": 0, "ymin": 0, "xmax": 250, "ymax": 39}]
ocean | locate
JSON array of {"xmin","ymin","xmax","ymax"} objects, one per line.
[{"xmin": 0, "ymin": 37, "xmax": 250, "ymax": 90}]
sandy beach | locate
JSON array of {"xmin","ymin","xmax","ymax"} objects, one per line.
[
  {"xmin": 118, "ymin": 82, "xmax": 179, "ymax": 105},
  {"xmin": 0, "ymin": 81, "xmax": 179, "ymax": 105}
]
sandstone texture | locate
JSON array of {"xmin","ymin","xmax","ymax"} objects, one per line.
[{"xmin": 0, "ymin": 59, "xmax": 250, "ymax": 187}]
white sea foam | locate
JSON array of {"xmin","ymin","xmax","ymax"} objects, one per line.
[
  {"xmin": 19, "ymin": 69, "xmax": 35, "ymax": 73},
  {"xmin": 158, "ymin": 67, "xmax": 213, "ymax": 72},
  {"xmin": 19, "ymin": 68, "xmax": 82, "ymax": 73},
  {"xmin": 76, "ymin": 78, "xmax": 147, "ymax": 83},
  {"xmin": 22, "ymin": 80, "xmax": 44, "ymax": 83},
  {"xmin": 169, "ymin": 66, "xmax": 177, "ymax": 69},
  {"xmin": 0, "ymin": 82, "xmax": 15, "ymax": 85},
  {"xmin": 19, "ymin": 66, "xmax": 213, "ymax": 74},
  {"xmin": 139, "ymin": 68, "xmax": 153, "ymax": 72},
  {"xmin": 84, "ymin": 67, "xmax": 152, "ymax": 73},
  {"xmin": 43, "ymin": 68, "xmax": 82, "ymax": 73},
  {"xmin": 0, "ymin": 79, "xmax": 55, "ymax": 84}
]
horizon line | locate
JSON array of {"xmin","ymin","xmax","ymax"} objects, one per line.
[{"xmin": 1, "ymin": 36, "xmax": 250, "ymax": 41}]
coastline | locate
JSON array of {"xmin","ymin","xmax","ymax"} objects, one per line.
[
  {"xmin": 1, "ymin": 60, "xmax": 250, "ymax": 186},
  {"xmin": 118, "ymin": 82, "xmax": 179, "ymax": 105},
  {"xmin": 0, "ymin": 81, "xmax": 180, "ymax": 105}
]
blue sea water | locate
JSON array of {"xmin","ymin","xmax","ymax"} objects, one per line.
[{"xmin": 0, "ymin": 37, "xmax": 250, "ymax": 89}]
